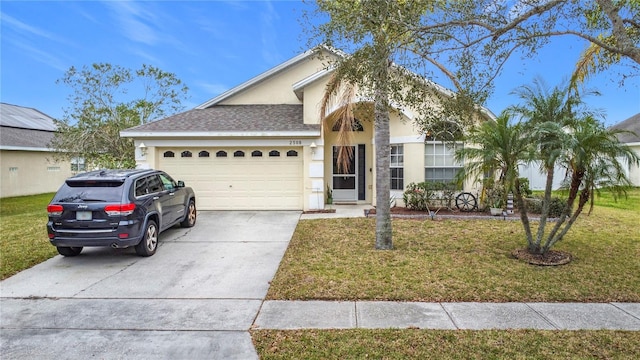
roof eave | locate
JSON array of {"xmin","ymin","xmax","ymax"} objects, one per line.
[
  {"xmin": 120, "ymin": 130, "xmax": 321, "ymax": 138},
  {"xmin": 292, "ymin": 67, "xmax": 335, "ymax": 100},
  {"xmin": 0, "ymin": 145, "xmax": 52, "ymax": 152}
]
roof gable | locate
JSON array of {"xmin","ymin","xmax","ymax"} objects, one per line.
[{"xmin": 196, "ymin": 47, "xmax": 340, "ymax": 108}]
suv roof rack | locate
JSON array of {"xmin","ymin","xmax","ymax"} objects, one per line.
[{"xmin": 71, "ymin": 169, "xmax": 155, "ymax": 181}]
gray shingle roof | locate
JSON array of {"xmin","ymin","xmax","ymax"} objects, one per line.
[
  {"xmin": 611, "ymin": 113, "xmax": 640, "ymax": 143},
  {"xmin": 1, "ymin": 103, "xmax": 57, "ymax": 149},
  {"xmin": 0, "ymin": 127, "xmax": 55, "ymax": 148},
  {"xmin": 122, "ymin": 104, "xmax": 319, "ymax": 134}
]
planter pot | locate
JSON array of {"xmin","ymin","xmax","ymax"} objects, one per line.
[{"xmin": 490, "ymin": 207, "xmax": 503, "ymax": 216}]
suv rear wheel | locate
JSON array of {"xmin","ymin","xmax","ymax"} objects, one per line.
[
  {"xmin": 135, "ymin": 220, "xmax": 158, "ymax": 257},
  {"xmin": 57, "ymin": 246, "xmax": 83, "ymax": 257}
]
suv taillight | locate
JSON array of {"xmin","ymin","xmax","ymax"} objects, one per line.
[
  {"xmin": 104, "ymin": 203, "xmax": 136, "ymax": 216},
  {"xmin": 47, "ymin": 204, "xmax": 64, "ymax": 216}
]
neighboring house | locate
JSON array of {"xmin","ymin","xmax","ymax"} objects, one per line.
[
  {"xmin": 0, "ymin": 103, "xmax": 74, "ymax": 198},
  {"xmin": 121, "ymin": 48, "xmax": 493, "ymax": 211},
  {"xmin": 611, "ymin": 113, "xmax": 640, "ymax": 186},
  {"xmin": 518, "ymin": 164, "xmax": 565, "ymax": 191},
  {"xmin": 520, "ymin": 113, "xmax": 640, "ymax": 191}
]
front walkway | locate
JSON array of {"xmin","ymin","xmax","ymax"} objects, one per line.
[{"xmin": 300, "ymin": 204, "xmax": 370, "ymax": 219}]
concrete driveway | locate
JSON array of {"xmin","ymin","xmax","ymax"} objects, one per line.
[{"xmin": 1, "ymin": 211, "xmax": 300, "ymax": 360}]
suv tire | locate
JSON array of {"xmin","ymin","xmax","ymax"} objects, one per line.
[
  {"xmin": 57, "ymin": 246, "xmax": 83, "ymax": 257},
  {"xmin": 135, "ymin": 220, "xmax": 158, "ymax": 257},
  {"xmin": 180, "ymin": 199, "xmax": 197, "ymax": 228}
]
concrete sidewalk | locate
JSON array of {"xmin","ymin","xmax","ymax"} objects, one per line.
[{"xmin": 254, "ymin": 300, "xmax": 640, "ymax": 330}]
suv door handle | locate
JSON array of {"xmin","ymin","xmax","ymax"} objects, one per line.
[{"xmin": 153, "ymin": 196, "xmax": 160, "ymax": 200}]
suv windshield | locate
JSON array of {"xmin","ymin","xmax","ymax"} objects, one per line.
[{"xmin": 52, "ymin": 180, "xmax": 125, "ymax": 203}]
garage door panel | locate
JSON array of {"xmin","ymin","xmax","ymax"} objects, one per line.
[{"xmin": 158, "ymin": 147, "xmax": 303, "ymax": 210}]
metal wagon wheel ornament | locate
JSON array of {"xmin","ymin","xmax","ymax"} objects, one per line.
[{"xmin": 455, "ymin": 192, "xmax": 477, "ymax": 212}]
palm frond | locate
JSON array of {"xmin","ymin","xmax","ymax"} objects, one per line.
[{"xmin": 320, "ymin": 73, "xmax": 358, "ymax": 172}]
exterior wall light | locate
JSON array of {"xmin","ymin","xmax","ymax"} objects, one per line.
[{"xmin": 138, "ymin": 142, "xmax": 147, "ymax": 156}]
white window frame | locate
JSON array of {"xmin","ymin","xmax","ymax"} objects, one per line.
[
  {"xmin": 424, "ymin": 141, "xmax": 463, "ymax": 183},
  {"xmin": 71, "ymin": 157, "xmax": 85, "ymax": 172},
  {"xmin": 390, "ymin": 144, "xmax": 404, "ymax": 190}
]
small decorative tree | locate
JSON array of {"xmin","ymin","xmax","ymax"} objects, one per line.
[{"xmin": 457, "ymin": 80, "xmax": 639, "ymax": 262}]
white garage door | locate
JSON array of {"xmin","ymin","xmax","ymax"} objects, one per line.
[{"xmin": 158, "ymin": 147, "xmax": 303, "ymax": 210}]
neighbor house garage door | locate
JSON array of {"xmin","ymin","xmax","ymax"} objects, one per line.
[{"xmin": 158, "ymin": 147, "xmax": 303, "ymax": 210}]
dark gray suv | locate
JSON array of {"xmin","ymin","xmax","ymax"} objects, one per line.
[{"xmin": 47, "ymin": 169, "xmax": 196, "ymax": 257}]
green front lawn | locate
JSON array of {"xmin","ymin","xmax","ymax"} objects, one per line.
[
  {"xmin": 0, "ymin": 193, "xmax": 57, "ymax": 279},
  {"xmin": 266, "ymin": 192, "xmax": 640, "ymax": 302}
]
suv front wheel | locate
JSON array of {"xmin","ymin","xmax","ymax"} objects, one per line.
[
  {"xmin": 135, "ymin": 220, "xmax": 158, "ymax": 257},
  {"xmin": 180, "ymin": 199, "xmax": 196, "ymax": 228}
]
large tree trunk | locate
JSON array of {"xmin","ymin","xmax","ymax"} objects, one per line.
[
  {"xmin": 374, "ymin": 86, "xmax": 393, "ymax": 250},
  {"xmin": 513, "ymin": 177, "xmax": 534, "ymax": 248},
  {"xmin": 533, "ymin": 165, "xmax": 555, "ymax": 251},
  {"xmin": 374, "ymin": 55, "xmax": 392, "ymax": 250}
]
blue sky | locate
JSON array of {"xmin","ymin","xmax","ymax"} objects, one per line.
[{"xmin": 1, "ymin": 0, "xmax": 638, "ymax": 126}]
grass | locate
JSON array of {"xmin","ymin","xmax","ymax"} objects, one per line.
[
  {"xmin": 0, "ymin": 193, "xmax": 57, "ymax": 279},
  {"xmin": 266, "ymin": 191, "xmax": 640, "ymax": 302},
  {"xmin": 252, "ymin": 329, "xmax": 640, "ymax": 359},
  {"xmin": 255, "ymin": 189, "xmax": 640, "ymax": 359}
]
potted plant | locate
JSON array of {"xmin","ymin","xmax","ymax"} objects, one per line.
[
  {"xmin": 490, "ymin": 198, "xmax": 504, "ymax": 216},
  {"xmin": 484, "ymin": 181, "xmax": 505, "ymax": 216},
  {"xmin": 326, "ymin": 184, "xmax": 333, "ymax": 205}
]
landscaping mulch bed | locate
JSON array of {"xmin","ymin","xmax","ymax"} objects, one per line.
[
  {"xmin": 512, "ymin": 248, "xmax": 573, "ymax": 266},
  {"xmin": 367, "ymin": 207, "xmax": 519, "ymax": 219},
  {"xmin": 366, "ymin": 207, "xmax": 558, "ymax": 222}
]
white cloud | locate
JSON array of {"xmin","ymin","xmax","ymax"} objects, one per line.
[
  {"xmin": 197, "ymin": 81, "xmax": 229, "ymax": 96},
  {"xmin": 101, "ymin": 0, "xmax": 161, "ymax": 45},
  {"xmin": 0, "ymin": 11, "xmax": 73, "ymax": 45},
  {"xmin": 260, "ymin": 1, "xmax": 282, "ymax": 64},
  {"xmin": 127, "ymin": 47, "xmax": 164, "ymax": 67},
  {"xmin": 7, "ymin": 39, "xmax": 69, "ymax": 72}
]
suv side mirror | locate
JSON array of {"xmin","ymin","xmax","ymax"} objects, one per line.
[{"xmin": 177, "ymin": 180, "xmax": 185, "ymax": 188}]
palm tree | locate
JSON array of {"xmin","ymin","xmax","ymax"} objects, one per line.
[
  {"xmin": 455, "ymin": 113, "xmax": 537, "ymax": 248},
  {"xmin": 507, "ymin": 78, "xmax": 591, "ymax": 253},
  {"xmin": 540, "ymin": 116, "xmax": 640, "ymax": 253},
  {"xmin": 459, "ymin": 78, "xmax": 639, "ymax": 257}
]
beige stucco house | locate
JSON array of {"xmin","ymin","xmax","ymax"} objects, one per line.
[
  {"xmin": 0, "ymin": 103, "xmax": 75, "ymax": 198},
  {"xmin": 121, "ymin": 48, "xmax": 492, "ymax": 211},
  {"xmin": 611, "ymin": 113, "xmax": 640, "ymax": 186}
]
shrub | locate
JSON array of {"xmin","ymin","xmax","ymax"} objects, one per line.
[
  {"xmin": 402, "ymin": 182, "xmax": 458, "ymax": 211},
  {"xmin": 402, "ymin": 182, "xmax": 432, "ymax": 211},
  {"xmin": 524, "ymin": 196, "xmax": 568, "ymax": 218},
  {"xmin": 518, "ymin": 177, "xmax": 533, "ymax": 197}
]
